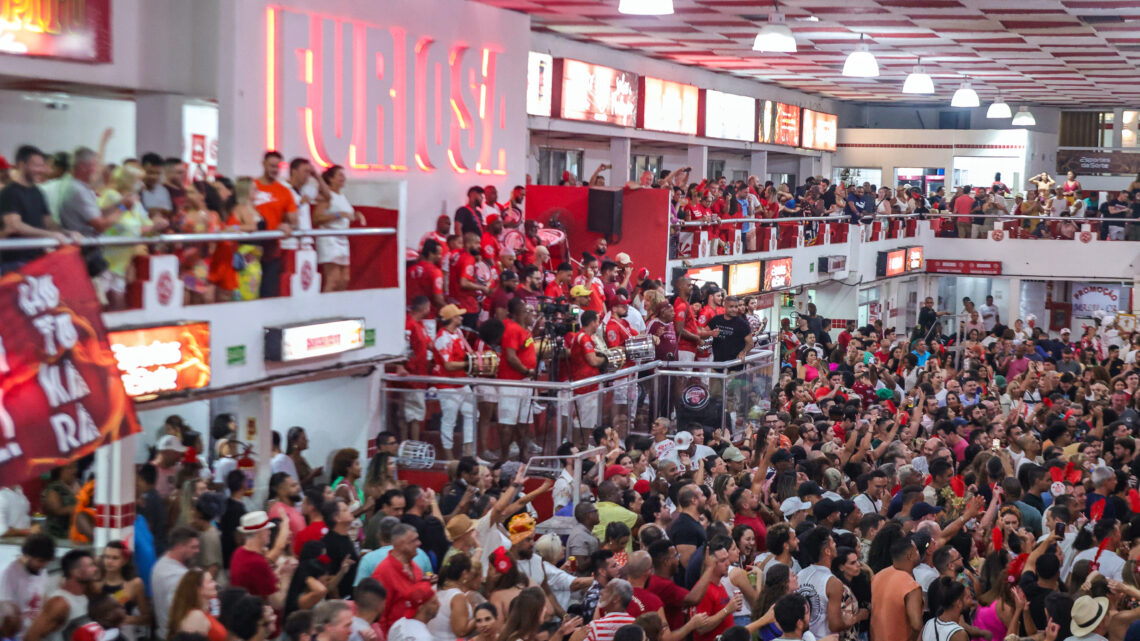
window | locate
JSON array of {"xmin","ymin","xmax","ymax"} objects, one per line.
[
  {"xmin": 537, "ymin": 148, "xmax": 584, "ymax": 185},
  {"xmin": 631, "ymin": 154, "xmax": 664, "ymax": 182},
  {"xmin": 707, "ymin": 159, "xmax": 726, "ymax": 181}
]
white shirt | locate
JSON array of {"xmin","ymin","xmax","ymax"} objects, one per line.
[
  {"xmin": 978, "ymin": 304, "xmax": 998, "ymax": 331},
  {"xmin": 1069, "ymin": 547, "xmax": 1125, "ymax": 582},
  {"xmin": 692, "ymin": 444, "xmax": 716, "ymax": 461},
  {"xmin": 285, "ymin": 180, "xmax": 318, "ymax": 249},
  {"xmin": 0, "ymin": 559, "xmax": 46, "ymax": 627},
  {"xmin": 913, "ymin": 563, "xmax": 939, "ymax": 594},
  {"xmin": 270, "ymin": 452, "xmax": 298, "ymax": 479},
  {"xmin": 652, "ymin": 438, "xmax": 679, "ymax": 466},
  {"xmin": 798, "ymin": 565, "xmax": 835, "ymax": 639},
  {"xmin": 553, "ymin": 469, "xmax": 574, "ymax": 514},
  {"xmin": 853, "ymin": 493, "xmax": 880, "ymax": 517},
  {"xmin": 213, "ymin": 456, "xmax": 238, "ymax": 486},
  {"xmin": 923, "ymin": 617, "xmax": 966, "ymax": 641},
  {"xmin": 151, "ymin": 556, "xmax": 188, "ymax": 636},
  {"xmin": 626, "ymin": 304, "xmax": 646, "ymax": 335},
  {"xmin": 0, "ymin": 486, "xmax": 31, "ymax": 535},
  {"xmin": 387, "ymin": 617, "xmax": 431, "ymax": 641}
]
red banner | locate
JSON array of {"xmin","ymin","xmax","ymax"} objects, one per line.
[
  {"xmin": 0, "ymin": 248, "xmax": 139, "ymax": 485},
  {"xmin": 925, "ymin": 259, "xmax": 1003, "ymax": 275}
]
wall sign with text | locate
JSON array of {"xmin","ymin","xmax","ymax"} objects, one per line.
[
  {"xmin": 0, "ymin": 0, "xmax": 112, "ymax": 62},
  {"xmin": 265, "ymin": 318, "xmax": 366, "ymax": 362},
  {"xmin": 107, "ymin": 323, "xmax": 212, "ymax": 398}
]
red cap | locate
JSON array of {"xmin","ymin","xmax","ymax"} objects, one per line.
[
  {"xmin": 637, "ymin": 267, "xmax": 650, "ymax": 280},
  {"xmin": 608, "ymin": 295, "xmax": 630, "ymax": 307},
  {"xmin": 405, "ymin": 583, "xmax": 436, "ymax": 611},
  {"xmin": 0, "ymin": 155, "xmax": 10, "ymax": 171},
  {"xmin": 71, "ymin": 622, "xmax": 104, "ymax": 641},
  {"xmin": 605, "ymin": 464, "xmax": 631, "ymax": 480},
  {"xmin": 634, "ymin": 479, "xmax": 651, "ymax": 494}
]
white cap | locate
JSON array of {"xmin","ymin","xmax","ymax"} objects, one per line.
[
  {"xmin": 780, "ymin": 496, "xmax": 811, "ymax": 517},
  {"xmin": 1060, "ymin": 328, "xmax": 1071, "ymax": 335},
  {"xmin": 1103, "ymin": 315, "xmax": 1115, "ymax": 325},
  {"xmin": 673, "ymin": 431, "xmax": 693, "ymax": 449},
  {"xmin": 156, "ymin": 434, "xmax": 186, "ymax": 453}
]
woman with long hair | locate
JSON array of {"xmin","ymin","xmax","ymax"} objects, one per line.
[
  {"xmin": 364, "ymin": 452, "xmax": 399, "ymax": 494},
  {"xmin": 722, "ymin": 537, "xmax": 760, "ymax": 627},
  {"xmin": 329, "ymin": 448, "xmax": 363, "ymax": 509},
  {"xmin": 285, "ymin": 426, "xmax": 319, "ymax": 487},
  {"xmin": 487, "ymin": 551, "xmax": 532, "ymax": 624},
  {"xmin": 867, "ymin": 520, "xmax": 906, "ymax": 573},
  {"xmin": 283, "ymin": 542, "xmax": 331, "ymax": 617},
  {"xmin": 495, "ymin": 586, "xmax": 578, "ymax": 641},
  {"xmin": 712, "ymin": 473, "xmax": 737, "ymax": 524},
  {"xmin": 753, "ymin": 563, "xmax": 798, "ymax": 641},
  {"xmin": 97, "ymin": 541, "xmax": 150, "ymax": 638},
  {"xmin": 974, "ymin": 550, "xmax": 1031, "ymax": 639},
  {"xmin": 167, "ymin": 569, "xmax": 225, "ymax": 641},
  {"xmin": 174, "ymin": 477, "xmax": 208, "ymax": 528},
  {"xmin": 829, "ymin": 546, "xmax": 870, "ymax": 641},
  {"xmin": 427, "ymin": 552, "xmax": 477, "ymax": 641},
  {"xmin": 469, "ymin": 603, "xmax": 501, "ymax": 641},
  {"xmin": 311, "ymin": 165, "xmax": 365, "ymax": 291}
]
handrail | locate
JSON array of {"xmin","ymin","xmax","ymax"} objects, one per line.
[
  {"xmin": 0, "ymin": 226, "xmax": 398, "ymax": 250},
  {"xmin": 678, "ymin": 212, "xmax": 1133, "ymax": 227},
  {"xmin": 677, "ymin": 213, "xmax": 921, "ymax": 227}
]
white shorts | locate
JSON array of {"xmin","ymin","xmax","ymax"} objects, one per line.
[
  {"xmin": 498, "ymin": 386, "xmax": 534, "ymax": 425},
  {"xmin": 402, "ymin": 389, "xmax": 426, "ymax": 422},
  {"xmin": 677, "ymin": 350, "xmax": 696, "ymax": 362},
  {"xmin": 475, "ymin": 384, "xmax": 499, "ymax": 403},
  {"xmin": 574, "ymin": 393, "xmax": 600, "ymax": 429},
  {"xmin": 612, "ymin": 375, "xmax": 636, "ymax": 405}
]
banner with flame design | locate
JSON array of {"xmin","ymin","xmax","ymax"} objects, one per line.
[{"xmin": 0, "ymin": 247, "xmax": 139, "ymax": 485}]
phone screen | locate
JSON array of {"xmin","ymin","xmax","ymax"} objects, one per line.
[{"xmin": 1055, "ymin": 522, "xmax": 1066, "ymax": 537}]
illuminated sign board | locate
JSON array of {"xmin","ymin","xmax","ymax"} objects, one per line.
[
  {"xmin": 801, "ymin": 109, "xmax": 838, "ymax": 152},
  {"xmin": 265, "ymin": 318, "xmax": 366, "ymax": 362},
  {"xmin": 527, "ymin": 51, "xmax": 553, "ymax": 117},
  {"xmin": 727, "ymin": 261, "xmax": 762, "ymax": 296},
  {"xmin": 758, "ymin": 101, "xmax": 800, "ymax": 146},
  {"xmin": 877, "ymin": 249, "xmax": 906, "ymax": 278},
  {"xmin": 763, "ymin": 258, "xmax": 793, "ymax": 291},
  {"xmin": 265, "ymin": 7, "xmax": 514, "ymax": 176},
  {"xmin": 906, "ymin": 246, "xmax": 924, "ymax": 272},
  {"xmin": 107, "ymin": 322, "xmax": 211, "ymax": 398},
  {"xmin": 703, "ymin": 90, "xmax": 756, "ymax": 141},
  {"xmin": 559, "ymin": 58, "xmax": 638, "ymax": 127},
  {"xmin": 925, "ymin": 260, "xmax": 1002, "ymax": 276},
  {"xmin": 641, "ymin": 77, "xmax": 699, "ymax": 135},
  {"xmin": 684, "ymin": 265, "xmax": 725, "ymax": 288},
  {"xmin": 0, "ymin": 0, "xmax": 112, "ymax": 62}
]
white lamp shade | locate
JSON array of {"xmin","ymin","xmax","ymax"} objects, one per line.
[
  {"xmin": 986, "ymin": 101, "xmax": 1012, "ymax": 119},
  {"xmin": 1011, "ymin": 106, "xmax": 1036, "ymax": 126},
  {"xmin": 753, "ymin": 15, "xmax": 796, "ymax": 52},
  {"xmin": 950, "ymin": 82, "xmax": 979, "ymax": 108},
  {"xmin": 842, "ymin": 44, "xmax": 879, "ymax": 78},
  {"xmin": 902, "ymin": 67, "xmax": 933, "ymax": 94},
  {"xmin": 618, "ymin": 0, "xmax": 673, "ymax": 14}
]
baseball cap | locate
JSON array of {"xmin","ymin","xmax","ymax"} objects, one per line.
[
  {"xmin": 570, "ymin": 285, "xmax": 591, "ymax": 297},
  {"xmin": 780, "ymin": 496, "xmax": 811, "ymax": 517},
  {"xmin": 722, "ymin": 446, "xmax": 745, "ymax": 462},
  {"xmin": 797, "ymin": 481, "xmax": 823, "ymax": 499},
  {"xmin": 836, "ymin": 499, "xmax": 858, "ymax": 518},
  {"xmin": 604, "ymin": 464, "xmax": 631, "ymax": 480},
  {"xmin": 608, "ymin": 295, "xmax": 630, "ymax": 307},
  {"xmin": 633, "ymin": 479, "xmax": 651, "ymax": 494},
  {"xmin": 157, "ymin": 434, "xmax": 187, "ymax": 453},
  {"xmin": 615, "ymin": 252, "xmax": 632, "ymax": 265},
  {"xmin": 485, "ymin": 213, "xmax": 500, "ymax": 226},
  {"xmin": 812, "ymin": 498, "xmax": 839, "ymax": 520},
  {"xmin": 674, "ymin": 431, "xmax": 694, "ymax": 449},
  {"xmin": 637, "ymin": 267, "xmax": 650, "ymax": 280},
  {"xmin": 910, "ymin": 502, "xmax": 943, "ymax": 520}
]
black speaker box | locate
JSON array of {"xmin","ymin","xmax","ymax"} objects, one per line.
[{"xmin": 587, "ymin": 187, "xmax": 623, "ymax": 237}]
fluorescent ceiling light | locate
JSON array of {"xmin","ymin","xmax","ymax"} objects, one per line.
[
  {"xmin": 753, "ymin": 13, "xmax": 796, "ymax": 52},
  {"xmin": 1011, "ymin": 106, "xmax": 1036, "ymax": 126},
  {"xmin": 986, "ymin": 98, "xmax": 1012, "ymax": 119},
  {"xmin": 618, "ymin": 0, "xmax": 673, "ymax": 15},
  {"xmin": 842, "ymin": 36, "xmax": 878, "ymax": 78},
  {"xmin": 902, "ymin": 65, "xmax": 933, "ymax": 94},
  {"xmin": 950, "ymin": 81, "xmax": 979, "ymax": 108}
]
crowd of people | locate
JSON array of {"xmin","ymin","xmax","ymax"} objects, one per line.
[{"xmin": 0, "ymin": 140, "xmax": 376, "ymax": 307}]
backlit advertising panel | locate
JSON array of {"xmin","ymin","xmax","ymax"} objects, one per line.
[
  {"xmin": 107, "ymin": 322, "xmax": 212, "ymax": 398},
  {"xmin": 763, "ymin": 258, "xmax": 793, "ymax": 291},
  {"xmin": 727, "ymin": 261, "xmax": 762, "ymax": 296},
  {"xmin": 527, "ymin": 51, "xmax": 553, "ymax": 117},
  {"xmin": 559, "ymin": 59, "xmax": 638, "ymax": 127},
  {"xmin": 641, "ymin": 77, "xmax": 699, "ymax": 135},
  {"xmin": 801, "ymin": 109, "xmax": 838, "ymax": 152},
  {"xmin": 758, "ymin": 100, "xmax": 801, "ymax": 146},
  {"xmin": 704, "ymin": 90, "xmax": 755, "ymax": 141}
]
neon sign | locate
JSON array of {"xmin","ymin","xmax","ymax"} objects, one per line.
[
  {"xmin": 266, "ymin": 7, "xmax": 511, "ymax": 175},
  {"xmin": 0, "ymin": 0, "xmax": 111, "ymax": 62},
  {"xmin": 107, "ymin": 322, "xmax": 211, "ymax": 398},
  {"xmin": 265, "ymin": 318, "xmax": 366, "ymax": 362}
]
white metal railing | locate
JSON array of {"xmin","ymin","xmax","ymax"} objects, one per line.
[{"xmin": 0, "ymin": 227, "xmax": 397, "ymax": 250}]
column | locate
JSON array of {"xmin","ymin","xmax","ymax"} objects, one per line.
[
  {"xmin": 1133, "ymin": 276, "xmax": 1140, "ymax": 314},
  {"xmin": 94, "ymin": 435, "xmax": 138, "ymax": 550},
  {"xmin": 798, "ymin": 155, "xmax": 818, "ymax": 183},
  {"xmin": 1008, "ymin": 278, "xmax": 1022, "ymax": 326},
  {"xmin": 750, "ymin": 150, "xmax": 768, "ymax": 180},
  {"xmin": 687, "ymin": 145, "xmax": 708, "ymax": 182},
  {"xmin": 610, "ymin": 137, "xmax": 631, "ymax": 185},
  {"xmin": 250, "ymin": 390, "xmax": 274, "ymax": 508},
  {"xmin": 135, "ymin": 94, "xmax": 186, "ymax": 157}
]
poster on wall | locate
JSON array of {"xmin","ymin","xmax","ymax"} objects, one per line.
[
  {"xmin": 801, "ymin": 109, "xmax": 838, "ymax": 152},
  {"xmin": 704, "ymin": 90, "xmax": 755, "ymax": 141},
  {"xmin": 758, "ymin": 100, "xmax": 800, "ymax": 146},
  {"xmin": 527, "ymin": 52, "xmax": 553, "ymax": 117},
  {"xmin": 1071, "ymin": 283, "xmax": 1126, "ymax": 317},
  {"xmin": 182, "ymin": 103, "xmax": 219, "ymax": 183},
  {"xmin": 1056, "ymin": 149, "xmax": 1140, "ymax": 175},
  {"xmin": 641, "ymin": 77, "xmax": 698, "ymax": 135},
  {"xmin": 560, "ymin": 59, "xmax": 638, "ymax": 127},
  {"xmin": 0, "ymin": 247, "xmax": 141, "ymax": 486}
]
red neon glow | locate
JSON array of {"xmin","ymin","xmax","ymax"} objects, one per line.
[
  {"xmin": 391, "ymin": 26, "xmax": 408, "ymax": 171},
  {"xmin": 447, "ymin": 149, "xmax": 466, "ymax": 173},
  {"xmin": 413, "ymin": 36, "xmax": 436, "ymax": 171},
  {"xmin": 304, "ymin": 49, "xmax": 313, "ymax": 83},
  {"xmin": 304, "ymin": 108, "xmax": 333, "ymax": 168},
  {"xmin": 334, "ymin": 21, "xmax": 343, "ymax": 138},
  {"xmin": 447, "ymin": 44, "xmax": 472, "ymax": 174},
  {"xmin": 266, "ymin": 8, "xmax": 276, "ymax": 150}
]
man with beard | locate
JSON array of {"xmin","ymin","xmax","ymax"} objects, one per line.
[
  {"xmin": 0, "ymin": 534, "xmax": 55, "ymax": 629},
  {"xmin": 515, "ymin": 265, "xmax": 543, "ymax": 311},
  {"xmin": 455, "ymin": 185, "xmax": 485, "ymax": 236},
  {"xmin": 26, "ymin": 550, "xmax": 99, "ymax": 641},
  {"xmin": 489, "ymin": 269, "xmax": 518, "ymax": 321},
  {"xmin": 605, "ymin": 294, "xmax": 639, "ymax": 435},
  {"xmin": 267, "ymin": 472, "xmax": 306, "ymax": 534},
  {"xmin": 504, "ymin": 185, "xmax": 525, "ymax": 226},
  {"xmin": 453, "ymin": 232, "xmax": 489, "ymax": 330}
]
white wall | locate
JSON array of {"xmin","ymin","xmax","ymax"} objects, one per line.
[
  {"xmin": 836, "ymin": 104, "xmax": 1061, "ymax": 135},
  {"xmin": 130, "ymin": 400, "xmax": 212, "ymax": 463},
  {"xmin": 270, "ymin": 376, "xmax": 374, "ymax": 476},
  {"xmin": 0, "ymin": 91, "xmax": 136, "ymax": 162}
]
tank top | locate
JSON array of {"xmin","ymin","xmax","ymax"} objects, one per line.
[
  {"xmin": 798, "ymin": 565, "xmax": 833, "ymax": 638},
  {"xmin": 426, "ymin": 587, "xmax": 469, "ymax": 641},
  {"xmin": 922, "ymin": 617, "xmax": 965, "ymax": 641},
  {"xmin": 721, "ymin": 572, "xmax": 751, "ymax": 619},
  {"xmin": 45, "ymin": 589, "xmax": 88, "ymax": 641}
]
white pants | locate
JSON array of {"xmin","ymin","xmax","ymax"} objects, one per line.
[
  {"xmin": 498, "ymin": 386, "xmax": 534, "ymax": 425},
  {"xmin": 574, "ymin": 393, "xmax": 600, "ymax": 429},
  {"xmin": 403, "ymin": 389, "xmax": 426, "ymax": 422},
  {"xmin": 612, "ymin": 375, "xmax": 636, "ymax": 405},
  {"xmin": 438, "ymin": 386, "xmax": 476, "ymax": 449}
]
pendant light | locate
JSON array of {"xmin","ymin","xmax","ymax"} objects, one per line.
[
  {"xmin": 950, "ymin": 80, "xmax": 979, "ymax": 108},
  {"xmin": 753, "ymin": 11, "xmax": 797, "ymax": 52},
  {"xmin": 618, "ymin": 0, "xmax": 674, "ymax": 15},
  {"xmin": 842, "ymin": 34, "xmax": 879, "ymax": 78},
  {"xmin": 902, "ymin": 61, "xmax": 933, "ymax": 94},
  {"xmin": 986, "ymin": 95, "xmax": 1012, "ymax": 119},
  {"xmin": 1011, "ymin": 106, "xmax": 1036, "ymax": 126}
]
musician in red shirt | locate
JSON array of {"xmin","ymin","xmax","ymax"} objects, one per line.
[
  {"xmin": 454, "ymin": 232, "xmax": 490, "ymax": 330},
  {"xmin": 419, "ymin": 214, "xmax": 450, "ymax": 251},
  {"xmin": 481, "ymin": 213, "xmax": 503, "ymax": 265},
  {"xmin": 433, "ymin": 304, "xmax": 476, "ymax": 458},
  {"xmin": 498, "ymin": 298, "xmax": 538, "ymax": 461},
  {"xmin": 401, "ymin": 296, "xmax": 433, "ymax": 441},
  {"xmin": 406, "ymin": 239, "xmax": 446, "ymax": 330},
  {"xmin": 697, "ymin": 287, "xmax": 724, "ymax": 363},
  {"xmin": 570, "ymin": 311, "xmax": 606, "ymax": 431},
  {"xmin": 604, "ymin": 295, "xmax": 638, "ymax": 435},
  {"xmin": 544, "ymin": 262, "xmax": 573, "ymax": 300},
  {"xmin": 673, "ymin": 277, "xmax": 701, "ymax": 361}
]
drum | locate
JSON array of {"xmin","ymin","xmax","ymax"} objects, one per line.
[
  {"xmin": 680, "ymin": 383, "xmax": 711, "ymax": 411},
  {"xmin": 699, "ymin": 336, "xmax": 714, "ymax": 353},
  {"xmin": 501, "ymin": 228, "xmax": 526, "ymax": 254},
  {"xmin": 535, "ymin": 227, "xmax": 566, "ymax": 246},
  {"xmin": 625, "ymin": 335, "xmax": 655, "ymax": 361},
  {"xmin": 598, "ymin": 347, "xmax": 626, "ymax": 372},
  {"xmin": 395, "ymin": 440, "xmax": 436, "ymax": 470},
  {"xmin": 465, "ymin": 351, "xmax": 500, "ymax": 376}
]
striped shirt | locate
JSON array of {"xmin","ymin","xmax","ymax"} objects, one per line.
[{"xmin": 587, "ymin": 611, "xmax": 637, "ymax": 641}]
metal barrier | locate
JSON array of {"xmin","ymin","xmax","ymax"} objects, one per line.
[
  {"xmin": 378, "ymin": 349, "xmax": 777, "ymax": 461},
  {"xmin": 0, "ymin": 226, "xmax": 398, "ymax": 249}
]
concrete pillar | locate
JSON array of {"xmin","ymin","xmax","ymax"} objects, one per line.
[
  {"xmin": 610, "ymin": 137, "xmax": 631, "ymax": 185},
  {"xmin": 1133, "ymin": 276, "xmax": 1140, "ymax": 315},
  {"xmin": 750, "ymin": 151, "xmax": 768, "ymax": 180},
  {"xmin": 94, "ymin": 435, "xmax": 138, "ymax": 550},
  {"xmin": 798, "ymin": 156, "xmax": 818, "ymax": 183},
  {"xmin": 687, "ymin": 145, "xmax": 709, "ymax": 182},
  {"xmin": 135, "ymin": 93, "xmax": 185, "ymax": 157},
  {"xmin": 1008, "ymin": 277, "xmax": 1022, "ymax": 326}
]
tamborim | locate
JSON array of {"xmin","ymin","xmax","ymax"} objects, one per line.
[
  {"xmin": 465, "ymin": 351, "xmax": 500, "ymax": 376},
  {"xmin": 625, "ymin": 335, "xmax": 655, "ymax": 361}
]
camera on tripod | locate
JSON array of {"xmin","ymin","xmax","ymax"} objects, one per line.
[{"xmin": 537, "ymin": 296, "xmax": 580, "ymax": 338}]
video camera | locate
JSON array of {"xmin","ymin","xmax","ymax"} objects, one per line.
[{"xmin": 537, "ymin": 296, "xmax": 580, "ymax": 338}]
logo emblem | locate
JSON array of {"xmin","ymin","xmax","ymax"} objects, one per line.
[
  {"xmin": 156, "ymin": 271, "xmax": 174, "ymax": 306},
  {"xmin": 1080, "ymin": 230, "xmax": 1092, "ymax": 244},
  {"xmin": 301, "ymin": 261, "xmax": 314, "ymax": 290},
  {"xmin": 681, "ymin": 384, "xmax": 710, "ymax": 411},
  {"xmin": 990, "ymin": 229, "xmax": 1004, "ymax": 241}
]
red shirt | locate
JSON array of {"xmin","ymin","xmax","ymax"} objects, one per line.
[
  {"xmin": 697, "ymin": 305, "xmax": 717, "ymax": 357},
  {"xmin": 432, "ymin": 328, "xmax": 469, "ymax": 388},
  {"xmin": 646, "ymin": 574, "xmax": 689, "ymax": 632},
  {"xmin": 374, "ymin": 554, "xmax": 430, "ymax": 633},
  {"xmin": 405, "ymin": 316, "xmax": 432, "ymax": 379},
  {"xmin": 569, "ymin": 331, "xmax": 600, "ymax": 392},
  {"xmin": 452, "ymin": 251, "xmax": 480, "ymax": 311},
  {"xmin": 499, "ymin": 319, "xmax": 536, "ymax": 380},
  {"xmin": 693, "ymin": 581, "xmax": 732, "ymax": 641},
  {"xmin": 674, "ymin": 299, "xmax": 698, "ymax": 353},
  {"xmin": 445, "ymin": 248, "xmax": 463, "ymax": 297},
  {"xmin": 406, "ymin": 260, "xmax": 443, "ymax": 313},
  {"xmin": 419, "ymin": 230, "xmax": 447, "ymax": 250},
  {"xmin": 292, "ymin": 521, "xmax": 328, "ymax": 555},
  {"xmin": 545, "ymin": 280, "xmax": 570, "ymax": 300},
  {"xmin": 628, "ymin": 587, "xmax": 664, "ymax": 618},
  {"xmin": 481, "ymin": 231, "xmax": 501, "ymax": 264},
  {"xmin": 229, "ymin": 547, "xmax": 277, "ymax": 598},
  {"xmin": 734, "ymin": 513, "xmax": 768, "ymax": 552},
  {"xmin": 605, "ymin": 316, "xmax": 634, "ymax": 349}
]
